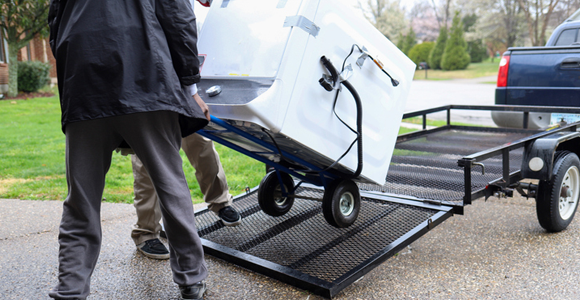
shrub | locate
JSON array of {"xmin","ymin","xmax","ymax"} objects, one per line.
[
  {"xmin": 441, "ymin": 12, "xmax": 470, "ymax": 70},
  {"xmin": 429, "ymin": 27, "xmax": 448, "ymax": 70},
  {"xmin": 408, "ymin": 42, "xmax": 435, "ymax": 68},
  {"xmin": 17, "ymin": 61, "xmax": 51, "ymax": 93},
  {"xmin": 467, "ymin": 40, "xmax": 488, "ymax": 63}
]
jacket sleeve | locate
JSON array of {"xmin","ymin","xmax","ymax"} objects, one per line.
[
  {"xmin": 156, "ymin": 0, "xmax": 201, "ymax": 86},
  {"xmin": 48, "ymin": 0, "xmax": 68, "ymax": 55}
]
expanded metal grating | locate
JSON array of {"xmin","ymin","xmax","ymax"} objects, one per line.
[
  {"xmin": 195, "ymin": 186, "xmax": 452, "ymax": 298},
  {"xmin": 359, "ymin": 128, "xmax": 532, "ymax": 205}
]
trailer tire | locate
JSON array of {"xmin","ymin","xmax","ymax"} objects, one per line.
[
  {"xmin": 536, "ymin": 151, "xmax": 580, "ymax": 232},
  {"xmin": 258, "ymin": 171, "xmax": 295, "ymax": 217},
  {"xmin": 322, "ymin": 179, "xmax": 361, "ymax": 228}
]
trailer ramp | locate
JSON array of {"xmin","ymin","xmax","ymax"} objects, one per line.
[{"xmin": 195, "ymin": 185, "xmax": 453, "ymax": 298}]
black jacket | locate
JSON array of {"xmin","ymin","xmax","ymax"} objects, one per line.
[{"xmin": 48, "ymin": 0, "xmax": 208, "ymax": 137}]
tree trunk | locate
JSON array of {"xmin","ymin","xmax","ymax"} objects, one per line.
[
  {"xmin": 7, "ymin": 43, "xmax": 19, "ymax": 98},
  {"xmin": 539, "ymin": 0, "xmax": 561, "ymax": 45}
]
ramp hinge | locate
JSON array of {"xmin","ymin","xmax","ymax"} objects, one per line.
[
  {"xmin": 283, "ymin": 15, "xmax": 320, "ymax": 37},
  {"xmin": 423, "ymin": 199, "xmax": 442, "ymax": 206}
]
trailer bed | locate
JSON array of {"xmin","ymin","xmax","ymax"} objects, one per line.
[
  {"xmin": 195, "ymin": 186, "xmax": 452, "ymax": 298},
  {"xmin": 360, "ymin": 127, "xmax": 534, "ymax": 206},
  {"xmin": 196, "ymin": 105, "xmax": 580, "ymax": 298}
]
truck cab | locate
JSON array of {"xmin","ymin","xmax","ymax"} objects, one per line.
[
  {"xmin": 546, "ymin": 9, "xmax": 580, "ymax": 46},
  {"xmin": 493, "ymin": 9, "xmax": 580, "ymax": 129}
]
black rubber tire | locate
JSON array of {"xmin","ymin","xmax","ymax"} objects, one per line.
[
  {"xmin": 258, "ymin": 171, "xmax": 295, "ymax": 217},
  {"xmin": 322, "ymin": 179, "xmax": 361, "ymax": 228},
  {"xmin": 536, "ymin": 151, "xmax": 580, "ymax": 232}
]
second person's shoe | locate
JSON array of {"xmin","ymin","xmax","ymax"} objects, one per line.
[
  {"xmin": 137, "ymin": 238, "xmax": 170, "ymax": 260},
  {"xmin": 218, "ymin": 206, "xmax": 242, "ymax": 227}
]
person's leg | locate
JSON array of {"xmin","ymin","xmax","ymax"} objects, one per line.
[
  {"xmin": 121, "ymin": 111, "xmax": 207, "ymax": 287},
  {"xmin": 131, "ymin": 154, "xmax": 162, "ymax": 244},
  {"xmin": 130, "ymin": 154, "xmax": 168, "ymax": 259},
  {"xmin": 181, "ymin": 134, "xmax": 232, "ymax": 213},
  {"xmin": 49, "ymin": 118, "xmax": 121, "ymax": 299},
  {"xmin": 182, "ymin": 134, "xmax": 240, "ymax": 226}
]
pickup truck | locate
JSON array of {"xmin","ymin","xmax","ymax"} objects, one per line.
[{"xmin": 493, "ymin": 10, "xmax": 580, "ymax": 129}]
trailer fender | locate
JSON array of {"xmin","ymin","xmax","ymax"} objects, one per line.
[{"xmin": 521, "ymin": 131, "xmax": 580, "ymax": 181}]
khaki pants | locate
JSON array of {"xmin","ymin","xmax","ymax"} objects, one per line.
[{"xmin": 131, "ymin": 133, "xmax": 232, "ymax": 245}]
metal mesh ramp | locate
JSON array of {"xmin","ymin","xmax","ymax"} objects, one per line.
[
  {"xmin": 195, "ymin": 186, "xmax": 452, "ymax": 298},
  {"xmin": 359, "ymin": 128, "xmax": 533, "ymax": 206}
]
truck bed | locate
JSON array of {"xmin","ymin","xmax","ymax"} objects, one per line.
[{"xmin": 496, "ymin": 46, "xmax": 580, "ymax": 107}]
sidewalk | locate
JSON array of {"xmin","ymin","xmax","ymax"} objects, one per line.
[{"xmin": 2, "ymin": 193, "xmax": 579, "ymax": 299}]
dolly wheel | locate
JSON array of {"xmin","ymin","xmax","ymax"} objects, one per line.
[
  {"xmin": 536, "ymin": 151, "xmax": 580, "ymax": 232},
  {"xmin": 258, "ymin": 171, "xmax": 295, "ymax": 217},
  {"xmin": 322, "ymin": 179, "xmax": 361, "ymax": 228}
]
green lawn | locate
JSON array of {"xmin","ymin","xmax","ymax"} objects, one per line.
[
  {"xmin": 413, "ymin": 59, "xmax": 500, "ymax": 81},
  {"xmin": 1, "ymin": 95, "xmax": 413, "ymax": 204},
  {"xmin": 0, "ymin": 95, "xmax": 263, "ymax": 204}
]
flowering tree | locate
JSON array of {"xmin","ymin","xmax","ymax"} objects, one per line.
[{"xmin": 361, "ymin": 0, "xmax": 408, "ymax": 40}]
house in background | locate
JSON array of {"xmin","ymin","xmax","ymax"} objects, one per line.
[
  {"xmin": 0, "ymin": 31, "xmax": 57, "ymax": 95},
  {"xmin": 0, "ymin": 33, "xmax": 7, "ymax": 94}
]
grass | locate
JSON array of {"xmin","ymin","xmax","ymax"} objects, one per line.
[
  {"xmin": 413, "ymin": 59, "xmax": 500, "ymax": 81},
  {"xmin": 0, "ymin": 95, "xmax": 264, "ymax": 204},
  {"xmin": 1, "ymin": 94, "xmax": 414, "ymax": 204},
  {"xmin": 401, "ymin": 116, "xmax": 453, "ymax": 127}
]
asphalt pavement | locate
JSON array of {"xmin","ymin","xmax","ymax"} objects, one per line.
[
  {"xmin": 3, "ymin": 77, "xmax": 580, "ymax": 299},
  {"xmin": 2, "ymin": 193, "xmax": 580, "ymax": 299}
]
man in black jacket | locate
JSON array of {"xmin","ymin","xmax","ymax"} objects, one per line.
[{"xmin": 48, "ymin": 0, "xmax": 209, "ymax": 299}]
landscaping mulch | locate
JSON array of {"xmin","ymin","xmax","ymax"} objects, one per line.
[{"xmin": 1, "ymin": 91, "xmax": 55, "ymax": 100}]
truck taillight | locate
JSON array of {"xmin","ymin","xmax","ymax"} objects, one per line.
[{"xmin": 497, "ymin": 55, "xmax": 510, "ymax": 87}]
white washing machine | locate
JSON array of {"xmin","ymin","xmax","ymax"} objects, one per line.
[{"xmin": 196, "ymin": 0, "xmax": 415, "ymax": 187}]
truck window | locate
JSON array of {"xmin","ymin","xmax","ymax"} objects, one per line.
[{"xmin": 555, "ymin": 28, "xmax": 578, "ymax": 45}]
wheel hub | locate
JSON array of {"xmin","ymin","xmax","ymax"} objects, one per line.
[
  {"xmin": 339, "ymin": 192, "xmax": 355, "ymax": 216},
  {"xmin": 274, "ymin": 185, "xmax": 288, "ymax": 206}
]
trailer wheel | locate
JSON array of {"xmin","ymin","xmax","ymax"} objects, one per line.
[
  {"xmin": 258, "ymin": 171, "xmax": 295, "ymax": 217},
  {"xmin": 536, "ymin": 151, "xmax": 580, "ymax": 232},
  {"xmin": 322, "ymin": 179, "xmax": 361, "ymax": 228}
]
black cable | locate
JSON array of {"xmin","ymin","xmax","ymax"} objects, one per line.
[
  {"xmin": 264, "ymin": 50, "xmax": 370, "ymax": 178},
  {"xmin": 318, "ymin": 55, "xmax": 364, "ymax": 178},
  {"xmin": 262, "ymin": 128, "xmax": 283, "ymax": 159},
  {"xmin": 342, "ymin": 44, "xmax": 399, "ymax": 87}
]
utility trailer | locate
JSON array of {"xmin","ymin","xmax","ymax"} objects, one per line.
[
  {"xmin": 364, "ymin": 104, "xmax": 580, "ymax": 233},
  {"xmin": 195, "ymin": 105, "xmax": 580, "ymax": 298},
  {"xmin": 192, "ymin": 0, "xmax": 580, "ymax": 297}
]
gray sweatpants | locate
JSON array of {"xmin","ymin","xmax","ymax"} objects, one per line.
[
  {"xmin": 131, "ymin": 133, "xmax": 233, "ymax": 245},
  {"xmin": 49, "ymin": 111, "xmax": 207, "ymax": 299}
]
